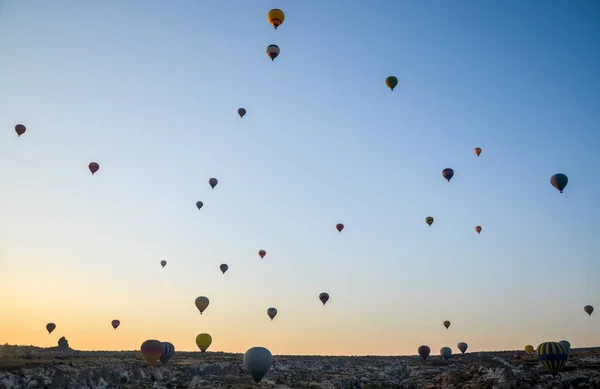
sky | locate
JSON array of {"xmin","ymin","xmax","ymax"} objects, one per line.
[{"xmin": 1, "ymin": 0, "xmax": 599, "ymax": 356}]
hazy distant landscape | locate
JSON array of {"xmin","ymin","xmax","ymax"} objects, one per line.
[{"xmin": 1, "ymin": 344, "xmax": 600, "ymax": 388}]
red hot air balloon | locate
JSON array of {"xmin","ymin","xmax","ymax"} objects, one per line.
[
  {"xmin": 111, "ymin": 320, "xmax": 120, "ymax": 330},
  {"xmin": 475, "ymin": 226, "xmax": 482, "ymax": 234},
  {"xmin": 336, "ymin": 223, "xmax": 344, "ymax": 232},
  {"xmin": 258, "ymin": 250, "xmax": 266, "ymax": 259},
  {"xmin": 15, "ymin": 124, "xmax": 26, "ymax": 137},
  {"xmin": 418, "ymin": 345, "xmax": 431, "ymax": 361},
  {"xmin": 89, "ymin": 162, "xmax": 100, "ymax": 175}
]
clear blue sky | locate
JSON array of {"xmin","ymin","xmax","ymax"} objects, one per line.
[{"xmin": 0, "ymin": 0, "xmax": 599, "ymax": 355}]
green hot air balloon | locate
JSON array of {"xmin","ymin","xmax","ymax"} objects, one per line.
[
  {"xmin": 537, "ymin": 342, "xmax": 568, "ymax": 376},
  {"xmin": 550, "ymin": 173, "xmax": 568, "ymax": 193},
  {"xmin": 385, "ymin": 76, "xmax": 398, "ymax": 91}
]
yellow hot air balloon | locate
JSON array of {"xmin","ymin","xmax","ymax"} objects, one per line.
[
  {"xmin": 525, "ymin": 345, "xmax": 534, "ymax": 355},
  {"xmin": 267, "ymin": 9, "xmax": 285, "ymax": 29},
  {"xmin": 196, "ymin": 333, "xmax": 212, "ymax": 353}
]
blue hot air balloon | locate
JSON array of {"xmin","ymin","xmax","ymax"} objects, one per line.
[{"xmin": 537, "ymin": 342, "xmax": 568, "ymax": 376}]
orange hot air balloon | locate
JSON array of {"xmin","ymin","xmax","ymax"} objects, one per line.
[
  {"xmin": 89, "ymin": 162, "xmax": 99, "ymax": 175},
  {"xmin": 46, "ymin": 323, "xmax": 56, "ymax": 334},
  {"xmin": 111, "ymin": 320, "xmax": 120, "ymax": 330},
  {"xmin": 443, "ymin": 320, "xmax": 451, "ymax": 329},
  {"xmin": 267, "ymin": 9, "xmax": 285, "ymax": 29},
  {"xmin": 140, "ymin": 339, "xmax": 163, "ymax": 366},
  {"xmin": 475, "ymin": 226, "xmax": 482, "ymax": 234},
  {"xmin": 336, "ymin": 223, "xmax": 344, "ymax": 232},
  {"xmin": 474, "ymin": 147, "xmax": 482, "ymax": 157},
  {"xmin": 258, "ymin": 250, "xmax": 266, "ymax": 259},
  {"xmin": 15, "ymin": 124, "xmax": 26, "ymax": 136}
]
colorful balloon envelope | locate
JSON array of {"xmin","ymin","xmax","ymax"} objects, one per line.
[
  {"xmin": 336, "ymin": 223, "xmax": 344, "ymax": 232},
  {"xmin": 425, "ymin": 217, "xmax": 434, "ymax": 226},
  {"xmin": 550, "ymin": 173, "xmax": 568, "ymax": 193},
  {"xmin": 267, "ymin": 9, "xmax": 285, "ymax": 29},
  {"xmin": 46, "ymin": 323, "xmax": 56, "ymax": 334},
  {"xmin": 196, "ymin": 333, "xmax": 212, "ymax": 353},
  {"xmin": 140, "ymin": 339, "xmax": 163, "ymax": 366},
  {"xmin": 385, "ymin": 76, "xmax": 398, "ymax": 91},
  {"xmin": 15, "ymin": 124, "xmax": 26, "ymax": 136},
  {"xmin": 524, "ymin": 345, "xmax": 534, "ymax": 355},
  {"xmin": 195, "ymin": 296, "xmax": 209, "ymax": 314},
  {"xmin": 111, "ymin": 319, "xmax": 120, "ymax": 330},
  {"xmin": 474, "ymin": 147, "xmax": 482, "ymax": 157},
  {"xmin": 160, "ymin": 342, "xmax": 175, "ymax": 365},
  {"xmin": 266, "ymin": 44, "xmax": 280, "ymax": 61},
  {"xmin": 89, "ymin": 162, "xmax": 100, "ymax": 175},
  {"xmin": 418, "ymin": 345, "xmax": 430, "ymax": 361},
  {"xmin": 537, "ymin": 342, "xmax": 568, "ymax": 376}
]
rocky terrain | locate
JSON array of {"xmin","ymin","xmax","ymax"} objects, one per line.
[{"xmin": 1, "ymin": 344, "xmax": 599, "ymax": 389}]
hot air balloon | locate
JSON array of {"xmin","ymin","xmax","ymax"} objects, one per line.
[
  {"xmin": 220, "ymin": 264, "xmax": 228, "ymax": 274},
  {"xmin": 440, "ymin": 347, "xmax": 452, "ymax": 361},
  {"xmin": 442, "ymin": 168, "xmax": 454, "ymax": 182},
  {"xmin": 258, "ymin": 250, "xmax": 266, "ymax": 259},
  {"xmin": 196, "ymin": 201, "xmax": 203, "ymax": 210},
  {"xmin": 474, "ymin": 147, "xmax": 482, "ymax": 157},
  {"xmin": 195, "ymin": 296, "xmax": 209, "ymax": 314},
  {"xmin": 443, "ymin": 320, "xmax": 451, "ymax": 329},
  {"xmin": 141, "ymin": 339, "xmax": 163, "ymax": 366},
  {"xmin": 89, "ymin": 162, "xmax": 99, "ymax": 175},
  {"xmin": 160, "ymin": 342, "xmax": 175, "ymax": 365},
  {"xmin": 537, "ymin": 342, "xmax": 568, "ymax": 376},
  {"xmin": 244, "ymin": 346, "xmax": 273, "ymax": 383},
  {"xmin": 208, "ymin": 178, "xmax": 218, "ymax": 189},
  {"xmin": 457, "ymin": 342, "xmax": 468, "ymax": 354},
  {"xmin": 550, "ymin": 173, "xmax": 568, "ymax": 193},
  {"xmin": 385, "ymin": 76, "xmax": 398, "ymax": 91},
  {"xmin": 196, "ymin": 333, "xmax": 212, "ymax": 353},
  {"xmin": 111, "ymin": 320, "xmax": 120, "ymax": 330},
  {"xmin": 266, "ymin": 44, "xmax": 280, "ymax": 61},
  {"xmin": 267, "ymin": 307, "xmax": 278, "ymax": 320},
  {"xmin": 319, "ymin": 292, "xmax": 329, "ymax": 305},
  {"xmin": 525, "ymin": 345, "xmax": 534, "ymax": 355},
  {"xmin": 425, "ymin": 217, "xmax": 434, "ymax": 227},
  {"xmin": 418, "ymin": 345, "xmax": 430, "ymax": 361},
  {"xmin": 46, "ymin": 323, "xmax": 56, "ymax": 334},
  {"xmin": 15, "ymin": 124, "xmax": 26, "ymax": 137},
  {"xmin": 514, "ymin": 352, "xmax": 522, "ymax": 359},
  {"xmin": 267, "ymin": 9, "xmax": 285, "ymax": 29},
  {"xmin": 336, "ymin": 223, "xmax": 344, "ymax": 232},
  {"xmin": 584, "ymin": 305, "xmax": 594, "ymax": 316},
  {"xmin": 238, "ymin": 108, "xmax": 246, "ymax": 118},
  {"xmin": 558, "ymin": 340, "xmax": 571, "ymax": 355},
  {"xmin": 160, "ymin": 260, "xmax": 167, "ymax": 268},
  {"xmin": 475, "ymin": 226, "xmax": 482, "ymax": 234}
]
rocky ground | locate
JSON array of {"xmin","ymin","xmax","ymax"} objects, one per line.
[{"xmin": 1, "ymin": 345, "xmax": 599, "ymax": 389}]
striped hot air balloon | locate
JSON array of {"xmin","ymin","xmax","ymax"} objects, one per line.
[
  {"xmin": 537, "ymin": 342, "xmax": 568, "ymax": 376},
  {"xmin": 160, "ymin": 342, "xmax": 175, "ymax": 365}
]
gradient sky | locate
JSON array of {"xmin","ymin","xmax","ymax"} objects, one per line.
[{"xmin": 1, "ymin": 0, "xmax": 599, "ymax": 356}]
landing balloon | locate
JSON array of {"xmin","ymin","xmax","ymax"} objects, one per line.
[
  {"xmin": 220, "ymin": 264, "xmax": 228, "ymax": 274},
  {"xmin": 558, "ymin": 340, "xmax": 571, "ymax": 354},
  {"xmin": 267, "ymin": 9, "xmax": 285, "ymax": 29},
  {"xmin": 418, "ymin": 345, "xmax": 430, "ymax": 361},
  {"xmin": 89, "ymin": 162, "xmax": 99, "ymax": 175},
  {"xmin": 474, "ymin": 147, "xmax": 482, "ymax": 157},
  {"xmin": 15, "ymin": 124, "xmax": 26, "ymax": 137},
  {"xmin": 425, "ymin": 217, "xmax": 434, "ymax": 227},
  {"xmin": 141, "ymin": 339, "xmax": 163, "ymax": 366},
  {"xmin": 550, "ymin": 173, "xmax": 568, "ymax": 193},
  {"xmin": 442, "ymin": 168, "xmax": 454, "ymax": 182},
  {"xmin": 243, "ymin": 346, "xmax": 273, "ymax": 383},
  {"xmin": 440, "ymin": 347, "xmax": 452, "ymax": 361},
  {"xmin": 258, "ymin": 250, "xmax": 266, "ymax": 259},
  {"xmin": 160, "ymin": 342, "xmax": 175, "ymax": 365},
  {"xmin": 195, "ymin": 296, "xmax": 209, "ymax": 314},
  {"xmin": 266, "ymin": 44, "xmax": 280, "ymax": 61},
  {"xmin": 336, "ymin": 223, "xmax": 344, "ymax": 232},
  {"xmin": 319, "ymin": 292, "xmax": 329, "ymax": 305},
  {"xmin": 537, "ymin": 341, "xmax": 568, "ymax": 376},
  {"xmin": 267, "ymin": 307, "xmax": 278, "ymax": 320},
  {"xmin": 46, "ymin": 323, "xmax": 56, "ymax": 334},
  {"xmin": 208, "ymin": 178, "xmax": 218, "ymax": 189},
  {"xmin": 196, "ymin": 333, "xmax": 212, "ymax": 353},
  {"xmin": 443, "ymin": 320, "xmax": 451, "ymax": 329},
  {"xmin": 111, "ymin": 320, "xmax": 120, "ymax": 330},
  {"xmin": 238, "ymin": 108, "xmax": 246, "ymax": 118},
  {"xmin": 385, "ymin": 76, "xmax": 398, "ymax": 91},
  {"xmin": 524, "ymin": 345, "xmax": 534, "ymax": 355}
]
